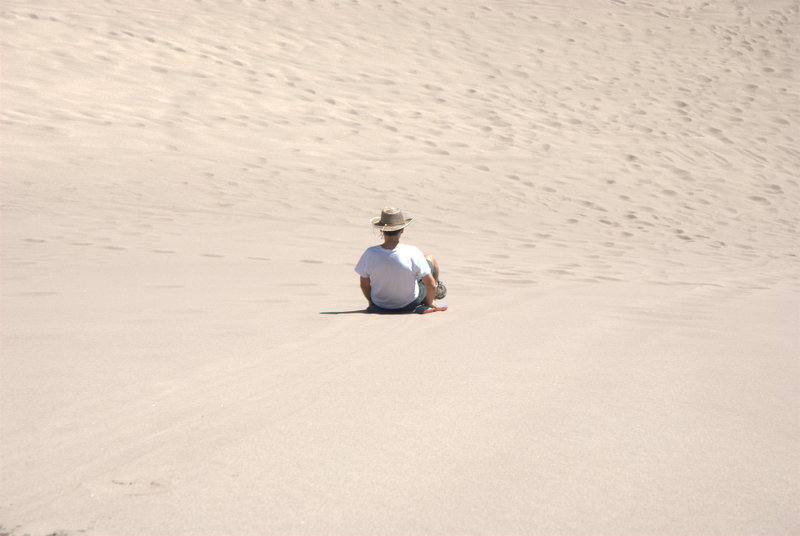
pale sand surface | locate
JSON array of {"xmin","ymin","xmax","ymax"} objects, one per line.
[{"xmin": 1, "ymin": 0, "xmax": 799, "ymax": 535}]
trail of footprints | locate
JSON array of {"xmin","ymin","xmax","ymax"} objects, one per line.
[{"xmin": 17, "ymin": 236, "xmax": 275, "ymax": 264}]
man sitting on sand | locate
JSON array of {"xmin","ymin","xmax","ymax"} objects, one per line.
[{"xmin": 355, "ymin": 208, "xmax": 446, "ymax": 313}]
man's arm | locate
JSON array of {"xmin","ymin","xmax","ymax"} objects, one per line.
[
  {"xmin": 359, "ymin": 277, "xmax": 372, "ymax": 306},
  {"xmin": 422, "ymin": 273, "xmax": 437, "ymax": 307}
]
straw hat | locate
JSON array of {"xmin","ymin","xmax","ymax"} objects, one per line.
[{"xmin": 370, "ymin": 207, "xmax": 413, "ymax": 231}]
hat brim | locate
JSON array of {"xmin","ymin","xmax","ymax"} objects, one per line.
[{"xmin": 370, "ymin": 216, "xmax": 413, "ymax": 231}]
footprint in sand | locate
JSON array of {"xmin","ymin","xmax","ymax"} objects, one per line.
[{"xmin": 109, "ymin": 479, "xmax": 172, "ymax": 496}]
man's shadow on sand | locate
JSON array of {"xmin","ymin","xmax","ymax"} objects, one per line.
[{"xmin": 320, "ymin": 303, "xmax": 447, "ymax": 315}]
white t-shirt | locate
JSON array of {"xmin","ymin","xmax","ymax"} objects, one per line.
[{"xmin": 355, "ymin": 244, "xmax": 431, "ymax": 309}]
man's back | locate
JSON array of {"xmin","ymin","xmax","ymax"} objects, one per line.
[{"xmin": 355, "ymin": 244, "xmax": 430, "ymax": 309}]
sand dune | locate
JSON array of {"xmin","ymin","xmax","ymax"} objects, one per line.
[{"xmin": 1, "ymin": 0, "xmax": 798, "ymax": 535}]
